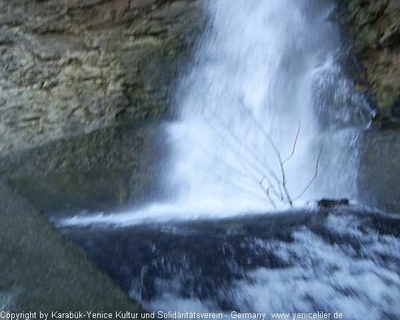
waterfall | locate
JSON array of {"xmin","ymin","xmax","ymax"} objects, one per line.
[
  {"xmin": 60, "ymin": 0, "xmax": 372, "ymax": 227},
  {"xmin": 167, "ymin": 0, "xmax": 370, "ymax": 212}
]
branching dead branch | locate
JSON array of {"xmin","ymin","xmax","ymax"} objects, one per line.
[
  {"xmin": 237, "ymin": 98, "xmax": 293, "ymax": 205},
  {"xmin": 195, "ymin": 98, "xmax": 323, "ymax": 208},
  {"xmin": 203, "ymin": 111, "xmax": 284, "ymax": 193},
  {"xmin": 293, "ymin": 145, "xmax": 323, "ymax": 201},
  {"xmin": 259, "ymin": 182, "xmax": 277, "ymax": 209},
  {"xmin": 260, "ymin": 176, "xmax": 283, "ymax": 201},
  {"xmin": 194, "ymin": 163, "xmax": 270, "ymax": 203},
  {"xmin": 283, "ymin": 123, "xmax": 301, "ymax": 164},
  {"xmin": 190, "ymin": 140, "xmax": 262, "ymax": 184},
  {"xmin": 205, "ymin": 110, "xmax": 283, "ymax": 187}
]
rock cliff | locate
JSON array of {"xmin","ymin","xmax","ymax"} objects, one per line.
[
  {"xmin": 337, "ymin": 0, "xmax": 400, "ymax": 212},
  {"xmin": 0, "ymin": 0, "xmax": 204, "ymax": 153},
  {"xmin": 337, "ymin": 0, "xmax": 400, "ymax": 127},
  {"xmin": 0, "ymin": 0, "xmax": 205, "ymax": 309}
]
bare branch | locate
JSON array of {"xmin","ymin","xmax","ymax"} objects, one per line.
[
  {"xmin": 260, "ymin": 176, "xmax": 283, "ymax": 202},
  {"xmin": 293, "ymin": 146, "xmax": 323, "ymax": 201},
  {"xmin": 259, "ymin": 182, "xmax": 277, "ymax": 209},
  {"xmin": 283, "ymin": 122, "xmax": 301, "ymax": 164},
  {"xmin": 213, "ymin": 110, "xmax": 285, "ymax": 193},
  {"xmin": 203, "ymin": 113, "xmax": 269, "ymax": 181},
  {"xmin": 195, "ymin": 97, "xmax": 322, "ymax": 208},
  {"xmin": 237, "ymin": 97, "xmax": 293, "ymax": 206},
  {"xmin": 195, "ymin": 163, "xmax": 270, "ymax": 203},
  {"xmin": 203, "ymin": 111, "xmax": 283, "ymax": 191},
  {"xmin": 190, "ymin": 140, "xmax": 262, "ymax": 184}
]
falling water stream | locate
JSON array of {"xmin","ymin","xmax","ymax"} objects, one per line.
[
  {"xmin": 57, "ymin": 0, "xmax": 400, "ymax": 318},
  {"xmin": 167, "ymin": 0, "xmax": 370, "ymax": 212},
  {"xmin": 63, "ymin": 0, "xmax": 370, "ymax": 224}
]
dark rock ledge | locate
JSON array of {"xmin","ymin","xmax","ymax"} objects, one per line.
[
  {"xmin": 0, "ymin": 180, "xmax": 143, "ymax": 313},
  {"xmin": 0, "ymin": 123, "xmax": 165, "ymax": 312}
]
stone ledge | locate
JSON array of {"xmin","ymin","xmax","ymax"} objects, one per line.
[{"xmin": 0, "ymin": 180, "xmax": 143, "ymax": 312}]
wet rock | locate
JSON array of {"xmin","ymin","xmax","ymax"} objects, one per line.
[
  {"xmin": 317, "ymin": 198, "xmax": 350, "ymax": 208},
  {"xmin": 0, "ymin": 123, "xmax": 165, "ymax": 212},
  {"xmin": 358, "ymin": 128, "xmax": 400, "ymax": 213},
  {"xmin": 0, "ymin": 181, "xmax": 142, "ymax": 312}
]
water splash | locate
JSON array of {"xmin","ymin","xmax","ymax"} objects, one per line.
[{"xmin": 165, "ymin": 0, "xmax": 370, "ymax": 213}]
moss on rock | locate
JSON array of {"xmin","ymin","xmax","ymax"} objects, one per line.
[{"xmin": 337, "ymin": 0, "xmax": 400, "ymax": 127}]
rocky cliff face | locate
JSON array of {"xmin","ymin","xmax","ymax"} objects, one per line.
[
  {"xmin": 0, "ymin": 0, "xmax": 204, "ymax": 153},
  {"xmin": 337, "ymin": 0, "xmax": 400, "ymax": 212},
  {"xmin": 337, "ymin": 0, "xmax": 400, "ymax": 127}
]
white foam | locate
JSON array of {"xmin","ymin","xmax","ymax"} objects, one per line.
[
  {"xmin": 58, "ymin": 201, "xmax": 300, "ymax": 228},
  {"xmin": 162, "ymin": 0, "xmax": 371, "ymax": 214},
  {"xmin": 141, "ymin": 215, "xmax": 400, "ymax": 319}
]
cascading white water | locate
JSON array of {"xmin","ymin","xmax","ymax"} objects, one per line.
[
  {"xmin": 167, "ymin": 0, "xmax": 370, "ymax": 212},
  {"xmin": 60, "ymin": 0, "xmax": 372, "ymax": 228}
]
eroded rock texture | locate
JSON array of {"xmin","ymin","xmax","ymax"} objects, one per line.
[
  {"xmin": 338, "ymin": 0, "xmax": 400, "ymax": 126},
  {"xmin": 0, "ymin": 0, "xmax": 204, "ymax": 153}
]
